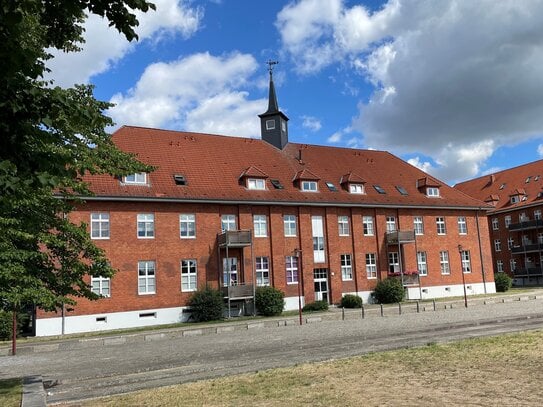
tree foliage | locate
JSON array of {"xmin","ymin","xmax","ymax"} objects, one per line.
[{"xmin": 0, "ymin": 1, "xmax": 155, "ymax": 313}]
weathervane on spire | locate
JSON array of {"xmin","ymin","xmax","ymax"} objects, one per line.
[{"xmin": 266, "ymin": 59, "xmax": 278, "ymax": 77}]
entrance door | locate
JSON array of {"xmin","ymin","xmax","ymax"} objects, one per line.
[
  {"xmin": 313, "ymin": 268, "xmax": 329, "ymax": 302},
  {"xmin": 223, "ymin": 257, "xmax": 238, "ymax": 286}
]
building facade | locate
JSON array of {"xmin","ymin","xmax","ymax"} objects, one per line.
[
  {"xmin": 35, "ymin": 73, "xmax": 495, "ymax": 336},
  {"xmin": 456, "ymin": 161, "xmax": 543, "ymax": 286}
]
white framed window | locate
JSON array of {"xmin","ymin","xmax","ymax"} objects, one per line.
[
  {"xmin": 510, "ymin": 258, "xmax": 516, "ymax": 273},
  {"xmin": 341, "ymin": 254, "xmax": 353, "ymax": 281},
  {"xmin": 366, "ymin": 253, "xmax": 377, "ymax": 279},
  {"xmin": 137, "ymin": 213, "xmax": 154, "ymax": 238},
  {"xmin": 266, "ymin": 119, "xmax": 275, "ymax": 130},
  {"xmin": 414, "ymin": 216, "xmax": 424, "ymax": 235},
  {"xmin": 286, "ymin": 256, "xmax": 299, "ymax": 284},
  {"xmin": 505, "ymin": 216, "xmax": 511, "ymax": 228},
  {"xmin": 388, "ymin": 252, "xmax": 399, "ymax": 273},
  {"xmin": 492, "ymin": 218, "xmax": 499, "ymax": 230},
  {"xmin": 247, "ymin": 178, "xmax": 266, "ymax": 190},
  {"xmin": 538, "ymin": 233, "xmax": 543, "ymax": 244},
  {"xmin": 494, "ymin": 239, "xmax": 501, "ymax": 252},
  {"xmin": 138, "ymin": 261, "xmax": 156, "ymax": 295},
  {"xmin": 363, "ymin": 216, "xmax": 374, "ymax": 236},
  {"xmin": 301, "ymin": 180, "xmax": 318, "ymax": 192},
  {"xmin": 338, "ymin": 215, "xmax": 350, "ymax": 236},
  {"xmin": 436, "ymin": 217, "xmax": 446, "ymax": 235},
  {"xmin": 124, "ymin": 173, "xmax": 147, "ymax": 185},
  {"xmin": 386, "ymin": 216, "xmax": 396, "ymax": 232},
  {"xmin": 253, "ymin": 215, "xmax": 267, "ymax": 237},
  {"xmin": 256, "ymin": 256, "xmax": 270, "ymax": 286},
  {"xmin": 510, "ymin": 195, "xmax": 520, "ymax": 204},
  {"xmin": 440, "ymin": 251, "xmax": 450, "ymax": 275},
  {"xmin": 179, "ymin": 214, "xmax": 196, "ymax": 238},
  {"xmin": 281, "ymin": 119, "xmax": 287, "ymax": 132},
  {"xmin": 426, "ymin": 187, "xmax": 440, "ymax": 197},
  {"xmin": 284, "ymin": 215, "xmax": 297, "ymax": 237},
  {"xmin": 221, "ymin": 214, "xmax": 237, "ymax": 231},
  {"xmin": 457, "ymin": 216, "xmax": 467, "ymax": 235},
  {"xmin": 91, "ymin": 212, "xmax": 110, "ymax": 239},
  {"xmin": 535, "ymin": 210, "xmax": 542, "ymax": 220},
  {"xmin": 181, "ymin": 259, "xmax": 197, "ymax": 292},
  {"xmin": 91, "ymin": 276, "xmax": 110, "ymax": 297},
  {"xmin": 349, "ymin": 184, "xmax": 364, "ymax": 194},
  {"xmin": 519, "ymin": 212, "xmax": 528, "ymax": 222},
  {"xmin": 460, "ymin": 250, "xmax": 471, "ymax": 273},
  {"xmin": 223, "ymin": 257, "xmax": 238, "ymax": 286},
  {"xmin": 496, "ymin": 260, "xmax": 504, "ymax": 273},
  {"xmin": 508, "ymin": 237, "xmax": 514, "ymax": 250},
  {"xmin": 417, "ymin": 251, "xmax": 427, "ymax": 276},
  {"xmin": 312, "ymin": 216, "xmax": 325, "ymax": 263}
]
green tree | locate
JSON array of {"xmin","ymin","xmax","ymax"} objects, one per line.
[{"xmin": 0, "ymin": 1, "xmax": 155, "ymax": 319}]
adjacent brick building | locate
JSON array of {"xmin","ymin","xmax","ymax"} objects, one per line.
[
  {"xmin": 455, "ymin": 160, "xmax": 543, "ymax": 286},
  {"xmin": 35, "ymin": 70, "xmax": 496, "ymax": 336}
]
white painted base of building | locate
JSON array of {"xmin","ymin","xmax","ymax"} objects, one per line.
[
  {"xmin": 343, "ymin": 291, "xmax": 374, "ymax": 304},
  {"xmin": 284, "ymin": 296, "xmax": 305, "ymax": 311},
  {"xmin": 407, "ymin": 282, "xmax": 496, "ymax": 301}
]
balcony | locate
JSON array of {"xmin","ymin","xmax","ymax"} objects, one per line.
[
  {"xmin": 509, "ymin": 219, "xmax": 543, "ymax": 232},
  {"xmin": 221, "ymin": 283, "xmax": 254, "ymax": 299},
  {"xmin": 511, "ymin": 242, "xmax": 543, "ymax": 254},
  {"xmin": 386, "ymin": 230, "xmax": 416, "ymax": 245},
  {"xmin": 218, "ymin": 230, "xmax": 252, "ymax": 247},
  {"xmin": 387, "ymin": 271, "xmax": 420, "ymax": 287},
  {"xmin": 513, "ymin": 267, "xmax": 543, "ymax": 278}
]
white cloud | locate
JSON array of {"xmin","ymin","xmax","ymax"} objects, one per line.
[
  {"xmin": 45, "ymin": 0, "xmax": 202, "ymax": 87},
  {"xmin": 108, "ymin": 52, "xmax": 266, "ymax": 136},
  {"xmin": 278, "ymin": 0, "xmax": 543, "ymax": 182},
  {"xmin": 327, "ymin": 126, "xmax": 352, "ymax": 144},
  {"xmin": 301, "ymin": 115, "xmax": 322, "ymax": 132},
  {"xmin": 538, "ymin": 144, "xmax": 543, "ymax": 157}
]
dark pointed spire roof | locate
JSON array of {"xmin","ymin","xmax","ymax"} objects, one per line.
[{"xmin": 265, "ymin": 68, "xmax": 279, "ymax": 114}]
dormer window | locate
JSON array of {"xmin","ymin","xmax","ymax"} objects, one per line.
[
  {"xmin": 301, "ymin": 180, "xmax": 318, "ymax": 192},
  {"xmin": 266, "ymin": 119, "xmax": 275, "ymax": 130},
  {"xmin": 349, "ymin": 184, "xmax": 364, "ymax": 194},
  {"xmin": 248, "ymin": 178, "xmax": 266, "ymax": 190},
  {"xmin": 426, "ymin": 187, "xmax": 440, "ymax": 197},
  {"xmin": 124, "ymin": 173, "xmax": 147, "ymax": 185},
  {"xmin": 510, "ymin": 195, "xmax": 520, "ymax": 204}
]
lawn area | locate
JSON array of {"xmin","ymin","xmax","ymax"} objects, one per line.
[
  {"xmin": 71, "ymin": 329, "xmax": 543, "ymax": 406},
  {"xmin": 0, "ymin": 378, "xmax": 22, "ymax": 407}
]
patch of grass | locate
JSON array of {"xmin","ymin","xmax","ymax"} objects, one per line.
[
  {"xmin": 74, "ymin": 330, "xmax": 543, "ymax": 407},
  {"xmin": 0, "ymin": 378, "xmax": 22, "ymax": 407}
]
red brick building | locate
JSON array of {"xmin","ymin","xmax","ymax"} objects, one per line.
[
  {"xmin": 35, "ymin": 72, "xmax": 495, "ymax": 336},
  {"xmin": 455, "ymin": 160, "xmax": 543, "ymax": 286}
]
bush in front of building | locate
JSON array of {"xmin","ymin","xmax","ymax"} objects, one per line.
[
  {"xmin": 494, "ymin": 273, "xmax": 513, "ymax": 292},
  {"xmin": 373, "ymin": 278, "xmax": 405, "ymax": 304},
  {"xmin": 255, "ymin": 286, "xmax": 285, "ymax": 316},
  {"xmin": 0, "ymin": 310, "xmax": 29, "ymax": 341},
  {"xmin": 340, "ymin": 294, "xmax": 363, "ymax": 308},
  {"xmin": 188, "ymin": 287, "xmax": 225, "ymax": 322},
  {"xmin": 302, "ymin": 300, "xmax": 329, "ymax": 312}
]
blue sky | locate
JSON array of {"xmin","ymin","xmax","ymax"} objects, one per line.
[{"xmin": 46, "ymin": 0, "xmax": 543, "ymax": 185}]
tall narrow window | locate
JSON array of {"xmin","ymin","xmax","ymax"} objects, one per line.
[
  {"xmin": 510, "ymin": 259, "xmax": 516, "ymax": 273},
  {"xmin": 494, "ymin": 239, "xmax": 501, "ymax": 252},
  {"xmin": 366, "ymin": 253, "xmax": 377, "ymax": 279},
  {"xmin": 286, "ymin": 256, "xmax": 299, "ymax": 284},
  {"xmin": 338, "ymin": 215, "xmax": 350, "ymax": 236},
  {"xmin": 457, "ymin": 217, "xmax": 467, "ymax": 235},
  {"xmin": 253, "ymin": 215, "xmax": 267, "ymax": 237},
  {"xmin": 91, "ymin": 213, "xmax": 110, "ymax": 239},
  {"xmin": 388, "ymin": 252, "xmax": 399, "ymax": 273},
  {"xmin": 414, "ymin": 216, "xmax": 424, "ymax": 235},
  {"xmin": 492, "ymin": 218, "xmax": 499, "ymax": 230},
  {"xmin": 440, "ymin": 251, "xmax": 450, "ymax": 275},
  {"xmin": 223, "ymin": 257, "xmax": 238, "ymax": 286},
  {"xmin": 255, "ymin": 257, "xmax": 270, "ymax": 286},
  {"xmin": 91, "ymin": 276, "xmax": 110, "ymax": 297},
  {"xmin": 417, "ymin": 251, "xmax": 427, "ymax": 276},
  {"xmin": 508, "ymin": 237, "xmax": 514, "ymax": 249},
  {"xmin": 137, "ymin": 213, "xmax": 154, "ymax": 238},
  {"xmin": 386, "ymin": 216, "xmax": 396, "ymax": 232},
  {"xmin": 179, "ymin": 214, "xmax": 196, "ymax": 238},
  {"xmin": 436, "ymin": 217, "xmax": 446, "ymax": 235},
  {"xmin": 221, "ymin": 215, "xmax": 236, "ymax": 231},
  {"xmin": 460, "ymin": 250, "xmax": 471, "ymax": 273},
  {"xmin": 363, "ymin": 216, "xmax": 374, "ymax": 236},
  {"xmin": 284, "ymin": 215, "xmax": 297, "ymax": 237},
  {"xmin": 340, "ymin": 254, "xmax": 353, "ymax": 281},
  {"xmin": 505, "ymin": 216, "xmax": 511, "ymax": 228},
  {"xmin": 497, "ymin": 260, "xmax": 504, "ymax": 273},
  {"xmin": 312, "ymin": 216, "xmax": 325, "ymax": 263},
  {"xmin": 138, "ymin": 261, "xmax": 156, "ymax": 295},
  {"xmin": 535, "ymin": 210, "xmax": 542, "ymax": 220},
  {"xmin": 181, "ymin": 259, "xmax": 197, "ymax": 292}
]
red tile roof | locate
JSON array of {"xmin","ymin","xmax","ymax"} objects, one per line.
[
  {"xmin": 83, "ymin": 126, "xmax": 490, "ymax": 209},
  {"xmin": 340, "ymin": 172, "xmax": 365, "ymax": 185},
  {"xmin": 455, "ymin": 159, "xmax": 543, "ymax": 212},
  {"xmin": 239, "ymin": 166, "xmax": 268, "ymax": 179}
]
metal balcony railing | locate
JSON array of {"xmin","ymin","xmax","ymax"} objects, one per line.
[
  {"xmin": 508, "ymin": 219, "xmax": 543, "ymax": 231},
  {"xmin": 386, "ymin": 230, "xmax": 416, "ymax": 245},
  {"xmin": 217, "ymin": 230, "xmax": 252, "ymax": 247},
  {"xmin": 221, "ymin": 283, "xmax": 254, "ymax": 299},
  {"xmin": 513, "ymin": 267, "xmax": 543, "ymax": 278},
  {"xmin": 511, "ymin": 243, "xmax": 543, "ymax": 254}
]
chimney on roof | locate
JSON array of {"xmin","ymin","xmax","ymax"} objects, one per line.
[{"xmin": 258, "ymin": 60, "xmax": 289, "ymax": 150}]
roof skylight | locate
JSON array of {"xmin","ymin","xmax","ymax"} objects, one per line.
[
  {"xmin": 325, "ymin": 182, "xmax": 338, "ymax": 192},
  {"xmin": 373, "ymin": 185, "xmax": 386, "ymax": 194},
  {"xmin": 396, "ymin": 186, "xmax": 408, "ymax": 196}
]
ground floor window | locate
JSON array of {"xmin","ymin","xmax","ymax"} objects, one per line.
[
  {"xmin": 286, "ymin": 256, "xmax": 298, "ymax": 284},
  {"xmin": 366, "ymin": 253, "xmax": 377, "ymax": 279},
  {"xmin": 138, "ymin": 261, "xmax": 156, "ymax": 294},
  {"xmin": 91, "ymin": 276, "xmax": 110, "ymax": 297},
  {"xmin": 181, "ymin": 259, "xmax": 197, "ymax": 292},
  {"xmin": 256, "ymin": 256, "xmax": 270, "ymax": 286},
  {"xmin": 417, "ymin": 251, "xmax": 427, "ymax": 276},
  {"xmin": 341, "ymin": 254, "xmax": 353, "ymax": 281}
]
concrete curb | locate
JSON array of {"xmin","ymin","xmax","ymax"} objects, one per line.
[{"xmin": 21, "ymin": 375, "xmax": 46, "ymax": 407}]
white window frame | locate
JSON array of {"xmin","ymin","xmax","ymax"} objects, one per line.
[
  {"xmin": 538, "ymin": 233, "xmax": 543, "ymax": 244},
  {"xmin": 349, "ymin": 184, "xmax": 364, "ymax": 194},
  {"xmin": 436, "ymin": 217, "xmax": 446, "ymax": 235},
  {"xmin": 221, "ymin": 214, "xmax": 237, "ymax": 232},
  {"xmin": 338, "ymin": 215, "xmax": 350, "ymax": 236},
  {"xmin": 179, "ymin": 214, "xmax": 196, "ymax": 238},
  {"xmin": 386, "ymin": 216, "xmax": 396, "ymax": 233},
  {"xmin": 508, "ymin": 237, "xmax": 514, "ymax": 250},
  {"xmin": 138, "ymin": 260, "xmax": 156, "ymax": 295},
  {"xmin": 91, "ymin": 276, "xmax": 110, "ymax": 297},
  {"xmin": 426, "ymin": 187, "xmax": 440, "ymax": 197},
  {"xmin": 496, "ymin": 260, "xmax": 504, "ymax": 273},
  {"xmin": 253, "ymin": 215, "xmax": 268, "ymax": 237},
  {"xmin": 510, "ymin": 195, "xmax": 520, "ymax": 204},
  {"xmin": 460, "ymin": 250, "xmax": 471, "ymax": 273},
  {"xmin": 440, "ymin": 251, "xmax": 450, "ymax": 275},
  {"xmin": 510, "ymin": 258, "xmax": 517, "ymax": 273},
  {"xmin": 256, "ymin": 256, "xmax": 270, "ymax": 286},
  {"xmin": 388, "ymin": 252, "xmax": 399, "ymax": 273},
  {"xmin": 417, "ymin": 251, "xmax": 427, "ymax": 276},
  {"xmin": 247, "ymin": 178, "xmax": 266, "ymax": 190},
  {"xmin": 535, "ymin": 210, "xmax": 542, "ymax": 220},
  {"xmin": 124, "ymin": 173, "xmax": 147, "ymax": 185},
  {"xmin": 223, "ymin": 257, "xmax": 238, "ymax": 286},
  {"xmin": 341, "ymin": 254, "xmax": 353, "ymax": 281},
  {"xmin": 284, "ymin": 215, "xmax": 297, "ymax": 237},
  {"xmin": 137, "ymin": 213, "xmax": 154, "ymax": 239},
  {"xmin": 494, "ymin": 239, "xmax": 501, "ymax": 252},
  {"xmin": 457, "ymin": 216, "xmax": 467, "ymax": 235},
  {"xmin": 363, "ymin": 216, "xmax": 374, "ymax": 236},
  {"xmin": 286, "ymin": 256, "xmax": 299, "ymax": 284},
  {"xmin": 91, "ymin": 212, "xmax": 110, "ymax": 240},
  {"xmin": 492, "ymin": 218, "xmax": 499, "ymax": 230},
  {"xmin": 301, "ymin": 180, "xmax": 318, "ymax": 192},
  {"xmin": 414, "ymin": 216, "xmax": 424, "ymax": 235},
  {"xmin": 366, "ymin": 253, "xmax": 377, "ymax": 279},
  {"xmin": 181, "ymin": 259, "xmax": 197, "ymax": 292},
  {"xmin": 312, "ymin": 216, "xmax": 325, "ymax": 263},
  {"xmin": 266, "ymin": 119, "xmax": 275, "ymax": 130},
  {"xmin": 505, "ymin": 215, "xmax": 511, "ymax": 228}
]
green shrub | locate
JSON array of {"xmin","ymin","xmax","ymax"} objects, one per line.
[
  {"xmin": 188, "ymin": 287, "xmax": 225, "ymax": 322},
  {"xmin": 340, "ymin": 294, "xmax": 363, "ymax": 308},
  {"xmin": 255, "ymin": 286, "xmax": 285, "ymax": 316},
  {"xmin": 373, "ymin": 278, "xmax": 405, "ymax": 304},
  {"xmin": 302, "ymin": 300, "xmax": 329, "ymax": 312},
  {"xmin": 494, "ymin": 272, "xmax": 512, "ymax": 292},
  {"xmin": 0, "ymin": 310, "xmax": 29, "ymax": 341}
]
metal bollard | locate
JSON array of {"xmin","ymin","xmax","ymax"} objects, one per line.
[
  {"xmin": 361, "ymin": 304, "xmax": 365, "ymax": 319},
  {"xmin": 433, "ymin": 299, "xmax": 436, "ymax": 311},
  {"xmin": 380, "ymin": 303, "xmax": 384, "ymax": 317},
  {"xmin": 342, "ymin": 307, "xmax": 345, "ymax": 321},
  {"xmin": 398, "ymin": 302, "xmax": 402, "ymax": 315},
  {"xmin": 416, "ymin": 301, "xmax": 420, "ymax": 313}
]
